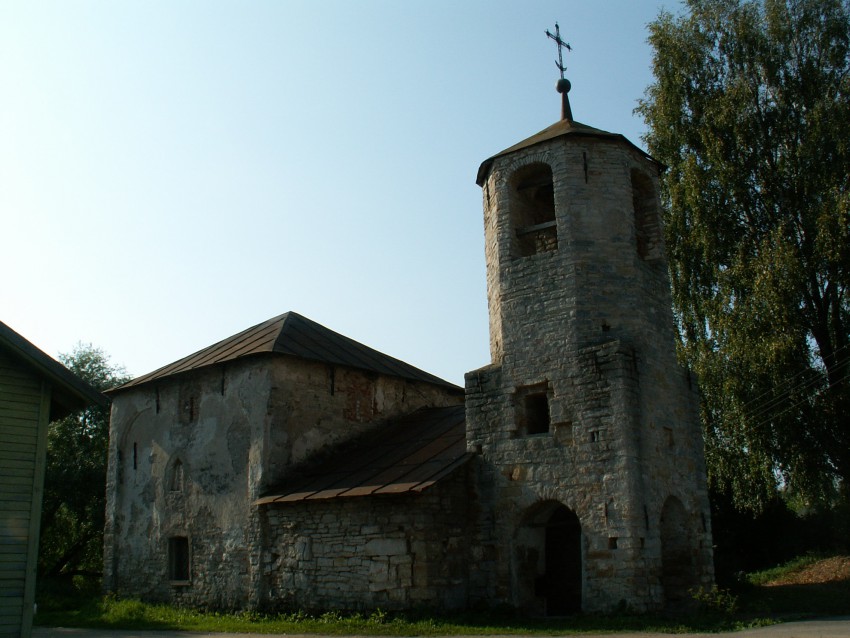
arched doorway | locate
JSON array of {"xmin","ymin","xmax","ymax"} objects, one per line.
[
  {"xmin": 515, "ymin": 502, "xmax": 582, "ymax": 615},
  {"xmin": 660, "ymin": 496, "xmax": 695, "ymax": 606}
]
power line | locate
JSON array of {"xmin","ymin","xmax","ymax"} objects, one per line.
[
  {"xmin": 734, "ymin": 342, "xmax": 850, "ymax": 421},
  {"xmin": 736, "ymin": 348, "xmax": 850, "ymax": 433}
]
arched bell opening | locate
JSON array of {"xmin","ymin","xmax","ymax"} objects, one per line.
[
  {"xmin": 509, "ymin": 163, "xmax": 558, "ymax": 258},
  {"xmin": 630, "ymin": 168, "xmax": 661, "ymax": 261}
]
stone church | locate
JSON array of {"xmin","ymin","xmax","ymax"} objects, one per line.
[{"xmin": 103, "ymin": 78, "xmax": 714, "ymax": 614}]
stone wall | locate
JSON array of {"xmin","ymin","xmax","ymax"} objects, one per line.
[
  {"xmin": 261, "ymin": 359, "xmax": 462, "ymax": 491},
  {"xmin": 103, "ymin": 354, "xmax": 462, "ymax": 609},
  {"xmin": 103, "ymin": 358, "xmax": 266, "ymax": 607},
  {"xmin": 260, "ymin": 466, "xmax": 473, "ymax": 611},
  {"xmin": 466, "ymin": 342, "xmax": 672, "ymax": 611}
]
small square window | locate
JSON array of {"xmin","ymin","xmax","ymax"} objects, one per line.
[
  {"xmin": 524, "ymin": 393, "xmax": 550, "ymax": 435},
  {"xmin": 168, "ymin": 536, "xmax": 190, "ymax": 583},
  {"xmin": 515, "ymin": 384, "xmax": 551, "ymax": 436}
]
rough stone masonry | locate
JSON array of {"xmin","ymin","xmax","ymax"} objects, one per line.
[{"xmin": 465, "ymin": 118, "xmax": 714, "ymax": 612}]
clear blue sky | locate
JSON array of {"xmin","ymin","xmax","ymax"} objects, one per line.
[{"xmin": 1, "ymin": 1, "xmax": 684, "ymax": 386}]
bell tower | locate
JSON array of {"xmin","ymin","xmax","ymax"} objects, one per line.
[{"xmin": 465, "ymin": 27, "xmax": 713, "ymax": 613}]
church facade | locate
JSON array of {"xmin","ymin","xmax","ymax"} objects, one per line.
[{"xmin": 103, "ymin": 93, "xmax": 714, "ymax": 614}]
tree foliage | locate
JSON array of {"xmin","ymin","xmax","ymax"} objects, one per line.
[
  {"xmin": 39, "ymin": 344, "xmax": 128, "ymax": 579},
  {"xmin": 637, "ymin": 0, "xmax": 850, "ymax": 509}
]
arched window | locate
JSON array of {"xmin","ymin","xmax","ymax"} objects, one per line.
[
  {"xmin": 169, "ymin": 459, "xmax": 185, "ymax": 493},
  {"xmin": 510, "ymin": 163, "xmax": 557, "ymax": 257}
]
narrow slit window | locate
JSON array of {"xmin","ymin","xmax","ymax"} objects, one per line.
[
  {"xmin": 170, "ymin": 459, "xmax": 185, "ymax": 492},
  {"xmin": 179, "ymin": 383, "xmax": 201, "ymax": 425}
]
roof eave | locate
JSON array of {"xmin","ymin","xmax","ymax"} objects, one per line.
[
  {"xmin": 0, "ymin": 321, "xmax": 109, "ymax": 419},
  {"xmin": 476, "ymin": 123, "xmax": 664, "ymax": 187}
]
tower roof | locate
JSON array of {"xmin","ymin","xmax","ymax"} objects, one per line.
[
  {"xmin": 110, "ymin": 312, "xmax": 460, "ymax": 392},
  {"xmin": 476, "ymin": 118, "xmax": 661, "ymax": 186}
]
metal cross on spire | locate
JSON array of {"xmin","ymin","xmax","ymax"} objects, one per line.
[
  {"xmin": 545, "ymin": 22, "xmax": 574, "ymax": 122},
  {"xmin": 545, "ymin": 22, "xmax": 572, "ymax": 80}
]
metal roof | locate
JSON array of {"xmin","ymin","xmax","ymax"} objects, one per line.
[
  {"xmin": 111, "ymin": 312, "xmax": 460, "ymax": 392},
  {"xmin": 476, "ymin": 117, "xmax": 661, "ymax": 186},
  {"xmin": 0, "ymin": 320, "xmax": 108, "ymax": 420},
  {"xmin": 256, "ymin": 404, "xmax": 469, "ymax": 505}
]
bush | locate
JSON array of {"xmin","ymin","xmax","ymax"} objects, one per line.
[{"xmin": 691, "ymin": 586, "xmax": 739, "ymax": 616}]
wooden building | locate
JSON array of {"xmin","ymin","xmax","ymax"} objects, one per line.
[{"xmin": 0, "ymin": 321, "xmax": 105, "ymax": 638}]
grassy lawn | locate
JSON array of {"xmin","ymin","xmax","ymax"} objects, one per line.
[
  {"xmin": 34, "ymin": 555, "xmax": 850, "ymax": 635},
  {"xmin": 34, "ymin": 600, "xmax": 770, "ymax": 636}
]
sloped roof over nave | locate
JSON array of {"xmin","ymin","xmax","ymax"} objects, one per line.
[{"xmin": 112, "ymin": 311, "xmax": 460, "ymax": 392}]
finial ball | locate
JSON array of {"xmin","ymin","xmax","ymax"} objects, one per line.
[{"xmin": 556, "ymin": 78, "xmax": 571, "ymax": 94}]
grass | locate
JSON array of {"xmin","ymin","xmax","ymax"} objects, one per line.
[
  {"xmin": 735, "ymin": 554, "xmax": 850, "ymax": 618},
  {"xmin": 35, "ymin": 597, "xmax": 772, "ymax": 636},
  {"xmin": 745, "ymin": 554, "xmax": 826, "ymax": 586},
  {"xmin": 35, "ymin": 555, "xmax": 850, "ymax": 636}
]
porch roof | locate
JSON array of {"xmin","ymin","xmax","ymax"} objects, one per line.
[{"xmin": 256, "ymin": 404, "xmax": 469, "ymax": 504}]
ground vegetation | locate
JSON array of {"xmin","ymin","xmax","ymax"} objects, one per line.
[{"xmin": 38, "ymin": 344, "xmax": 128, "ymax": 581}]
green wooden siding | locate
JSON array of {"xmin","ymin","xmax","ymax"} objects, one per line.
[{"xmin": 0, "ymin": 351, "xmax": 50, "ymax": 638}]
